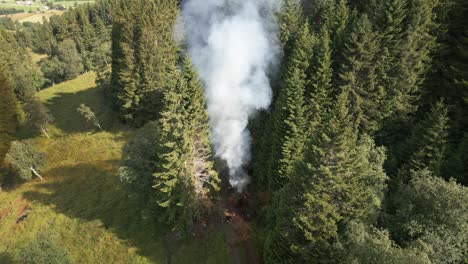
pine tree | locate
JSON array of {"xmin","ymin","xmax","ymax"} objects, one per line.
[
  {"xmin": 110, "ymin": 11, "xmax": 138, "ymax": 122},
  {"xmin": 264, "ymin": 90, "xmax": 387, "ymax": 262},
  {"xmin": 181, "ymin": 57, "xmax": 220, "ymax": 205},
  {"xmin": 390, "ymin": 0, "xmax": 440, "ymax": 115},
  {"xmin": 406, "ymin": 101, "xmax": 449, "ymax": 175},
  {"xmin": 153, "ymin": 67, "xmax": 193, "ymax": 230},
  {"xmin": 422, "ymin": 0, "xmax": 468, "ymax": 142},
  {"xmin": 251, "ymin": 1, "xmax": 305, "ymax": 187},
  {"xmin": 0, "ymin": 67, "xmax": 19, "ymax": 164},
  {"xmin": 373, "ymin": 0, "xmax": 407, "ymax": 119},
  {"xmin": 277, "ymin": 0, "xmax": 303, "ymax": 53},
  {"xmin": 305, "ymin": 0, "xmax": 351, "ymax": 51},
  {"xmin": 153, "ymin": 60, "xmax": 219, "ymax": 231},
  {"xmin": 110, "ymin": 0, "xmax": 179, "ymax": 125},
  {"xmin": 305, "ymin": 26, "xmax": 333, "ymax": 135},
  {"xmin": 0, "ymin": 30, "xmax": 38, "ymax": 99},
  {"xmin": 338, "ymin": 14, "xmax": 382, "ymax": 133},
  {"xmin": 264, "ymin": 21, "xmax": 314, "ymax": 190},
  {"xmin": 33, "ymin": 19, "xmax": 55, "ymax": 54}
]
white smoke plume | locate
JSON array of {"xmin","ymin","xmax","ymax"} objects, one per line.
[{"xmin": 179, "ymin": 0, "xmax": 281, "ymax": 192}]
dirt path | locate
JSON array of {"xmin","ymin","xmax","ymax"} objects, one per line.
[{"xmin": 220, "ymin": 168, "xmax": 261, "ymax": 264}]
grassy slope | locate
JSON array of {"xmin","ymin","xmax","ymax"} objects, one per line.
[
  {"xmin": 0, "ymin": 0, "xmax": 94, "ymax": 17},
  {"xmin": 0, "ymin": 73, "xmax": 229, "ymax": 263}
]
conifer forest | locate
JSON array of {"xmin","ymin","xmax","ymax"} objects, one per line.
[{"xmin": 0, "ymin": 0, "xmax": 467, "ymax": 263}]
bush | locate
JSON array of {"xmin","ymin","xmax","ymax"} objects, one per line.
[
  {"xmin": 0, "ymin": 8, "xmax": 23, "ymax": 15},
  {"xmin": 18, "ymin": 231, "xmax": 73, "ymax": 264}
]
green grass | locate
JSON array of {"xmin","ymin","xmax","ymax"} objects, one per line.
[
  {"xmin": 52, "ymin": 1, "xmax": 94, "ymax": 7},
  {"xmin": 0, "ymin": 1, "xmax": 94, "ymax": 13},
  {"xmin": 0, "ymin": 4, "xmax": 44, "ymax": 12},
  {"xmin": 0, "ymin": 73, "xmax": 229, "ymax": 263}
]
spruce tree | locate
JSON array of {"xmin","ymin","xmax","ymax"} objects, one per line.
[
  {"xmin": 390, "ymin": 0, "xmax": 439, "ymax": 115},
  {"xmin": 110, "ymin": 0, "xmax": 179, "ymax": 125},
  {"xmin": 373, "ymin": 0, "xmax": 407, "ymax": 119},
  {"xmin": 0, "ymin": 67, "xmax": 19, "ymax": 163},
  {"xmin": 180, "ymin": 57, "xmax": 220, "ymax": 205},
  {"xmin": 153, "ymin": 67, "xmax": 193, "ymax": 229},
  {"xmin": 252, "ymin": 1, "xmax": 305, "ymax": 187},
  {"xmin": 305, "ymin": 26, "xmax": 333, "ymax": 135},
  {"xmin": 264, "ymin": 89, "xmax": 387, "ymax": 262},
  {"xmin": 265, "ymin": 21, "xmax": 314, "ymax": 190},
  {"xmin": 338, "ymin": 14, "xmax": 382, "ymax": 133},
  {"xmin": 406, "ymin": 101, "xmax": 449, "ymax": 175},
  {"xmin": 277, "ymin": 0, "xmax": 303, "ymax": 54},
  {"xmin": 153, "ymin": 60, "xmax": 219, "ymax": 231}
]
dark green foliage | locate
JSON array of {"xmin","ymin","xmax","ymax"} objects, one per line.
[
  {"xmin": 0, "ymin": 67, "xmax": 20, "ymax": 164},
  {"xmin": 387, "ymin": 170, "xmax": 468, "ymax": 264},
  {"xmin": 262, "ymin": 22, "xmax": 313, "ymax": 189},
  {"xmin": 406, "ymin": 101, "xmax": 449, "ymax": 174},
  {"xmin": 22, "ymin": 97, "xmax": 54, "ymax": 137},
  {"xmin": 18, "ymin": 231, "xmax": 72, "ymax": 264},
  {"xmin": 41, "ymin": 39, "xmax": 84, "ymax": 85},
  {"xmin": 153, "ymin": 59, "xmax": 219, "ymax": 231},
  {"xmin": 119, "ymin": 121, "xmax": 161, "ymax": 199},
  {"xmin": 305, "ymin": 26, "xmax": 333, "ymax": 134},
  {"xmin": 264, "ymin": 91, "xmax": 387, "ymax": 263},
  {"xmin": 390, "ymin": 0, "xmax": 439, "ymax": 115},
  {"xmin": 391, "ymin": 101, "xmax": 450, "ymax": 185},
  {"xmin": 120, "ymin": 58, "xmax": 219, "ymax": 231},
  {"xmin": 304, "ymin": 0, "xmax": 351, "ymax": 52},
  {"xmin": 0, "ymin": 30, "xmax": 42, "ymax": 99},
  {"xmin": 0, "ymin": 8, "xmax": 23, "ymax": 15},
  {"xmin": 277, "ymin": 0, "xmax": 304, "ymax": 53},
  {"xmin": 110, "ymin": 0, "xmax": 179, "ymax": 125},
  {"xmin": 443, "ymin": 133, "xmax": 468, "ymax": 184},
  {"xmin": 337, "ymin": 221, "xmax": 431, "ymax": 264},
  {"xmin": 5, "ymin": 141, "xmax": 44, "ymax": 181},
  {"xmin": 338, "ymin": 14, "xmax": 382, "ymax": 133}
]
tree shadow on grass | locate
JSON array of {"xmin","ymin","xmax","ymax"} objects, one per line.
[
  {"xmin": 22, "ymin": 161, "xmax": 226, "ymax": 263},
  {"xmin": 42, "ymin": 86, "xmax": 122, "ymax": 134},
  {"xmin": 0, "ymin": 252, "xmax": 15, "ymax": 264},
  {"xmin": 22, "ymin": 160, "xmax": 165, "ymax": 262}
]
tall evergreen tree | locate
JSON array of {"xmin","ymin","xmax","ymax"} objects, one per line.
[
  {"xmin": 264, "ymin": 90, "xmax": 387, "ymax": 263},
  {"xmin": 339, "ymin": 14, "xmax": 381, "ymax": 133},
  {"xmin": 110, "ymin": 0, "xmax": 179, "ymax": 125},
  {"xmin": 0, "ymin": 30, "xmax": 40, "ymax": 99},
  {"xmin": 390, "ymin": 0, "xmax": 440, "ymax": 115},
  {"xmin": 0, "ymin": 67, "xmax": 19, "ymax": 164},
  {"xmin": 406, "ymin": 101, "xmax": 449, "ymax": 175},
  {"xmin": 153, "ymin": 59, "xmax": 219, "ymax": 231},
  {"xmin": 372, "ymin": 0, "xmax": 407, "ymax": 119},
  {"xmin": 305, "ymin": 26, "xmax": 333, "ymax": 134},
  {"xmin": 264, "ymin": 21, "xmax": 314, "ymax": 189}
]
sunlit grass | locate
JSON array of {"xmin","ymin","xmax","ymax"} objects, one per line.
[{"xmin": 0, "ymin": 73, "xmax": 229, "ymax": 263}]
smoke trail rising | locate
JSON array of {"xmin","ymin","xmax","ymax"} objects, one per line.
[{"xmin": 179, "ymin": 0, "xmax": 281, "ymax": 192}]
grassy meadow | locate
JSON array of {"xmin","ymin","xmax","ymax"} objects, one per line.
[
  {"xmin": 1, "ymin": 10, "xmax": 64, "ymax": 23},
  {"xmin": 0, "ymin": 0, "xmax": 94, "ymax": 22},
  {"xmin": 0, "ymin": 73, "xmax": 229, "ymax": 263}
]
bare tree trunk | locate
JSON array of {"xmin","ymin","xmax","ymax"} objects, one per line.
[
  {"xmin": 41, "ymin": 126, "xmax": 50, "ymax": 138},
  {"xmin": 30, "ymin": 167, "xmax": 43, "ymax": 181}
]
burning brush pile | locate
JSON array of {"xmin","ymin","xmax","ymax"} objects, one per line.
[{"xmin": 224, "ymin": 190, "xmax": 253, "ymax": 245}]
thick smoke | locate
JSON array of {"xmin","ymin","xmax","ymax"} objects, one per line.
[{"xmin": 179, "ymin": 0, "xmax": 281, "ymax": 192}]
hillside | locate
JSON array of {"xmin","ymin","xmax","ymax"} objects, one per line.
[{"xmin": 0, "ymin": 73, "xmax": 229, "ymax": 263}]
